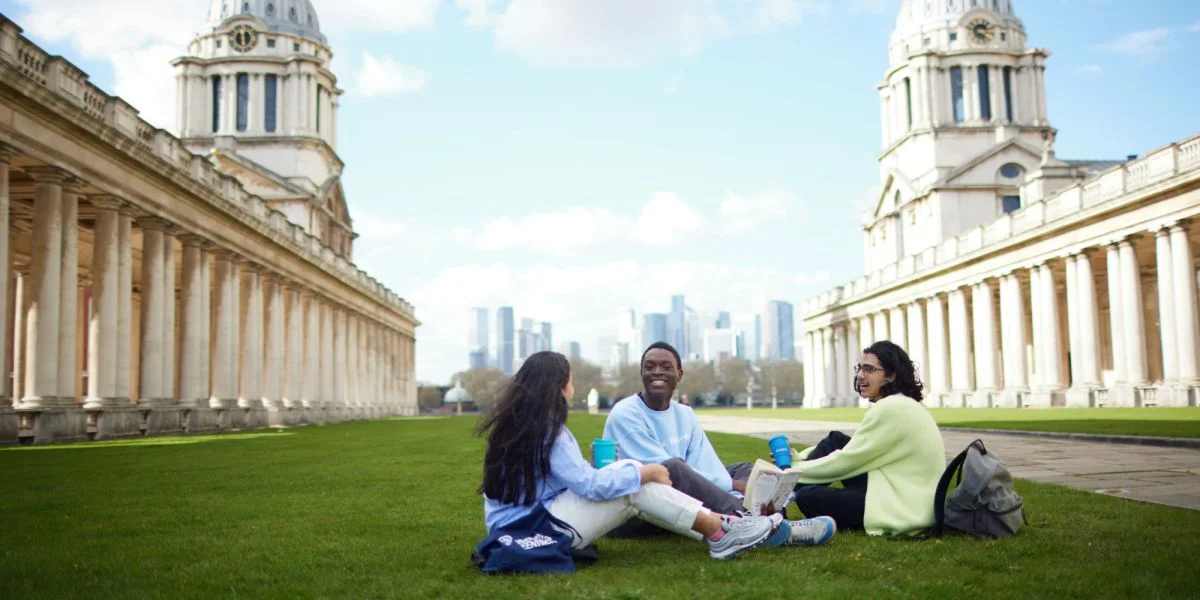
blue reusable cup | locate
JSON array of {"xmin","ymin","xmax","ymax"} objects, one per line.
[
  {"xmin": 768, "ymin": 435, "xmax": 793, "ymax": 469},
  {"xmin": 592, "ymin": 439, "xmax": 618, "ymax": 468}
]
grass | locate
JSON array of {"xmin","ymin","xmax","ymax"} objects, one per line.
[
  {"xmin": 2, "ymin": 415, "xmax": 1199, "ymax": 599},
  {"xmin": 707, "ymin": 407, "xmax": 1200, "ymax": 439}
]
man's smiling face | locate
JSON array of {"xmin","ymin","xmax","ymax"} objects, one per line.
[{"xmin": 641, "ymin": 348, "xmax": 681, "ymax": 402}]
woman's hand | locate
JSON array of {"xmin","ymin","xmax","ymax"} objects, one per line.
[{"xmin": 639, "ymin": 464, "xmax": 672, "ymax": 486}]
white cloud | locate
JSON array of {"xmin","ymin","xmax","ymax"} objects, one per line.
[
  {"xmin": 354, "ymin": 52, "xmax": 428, "ymax": 97},
  {"xmin": 1188, "ymin": 21, "xmax": 1200, "ymax": 33},
  {"xmin": 635, "ymin": 192, "xmax": 708, "ymax": 246},
  {"xmin": 318, "ymin": 0, "xmax": 442, "ymax": 34},
  {"xmin": 350, "ymin": 210, "xmax": 444, "ymax": 272},
  {"xmin": 409, "ymin": 260, "xmax": 830, "ymax": 382},
  {"xmin": 1078, "ymin": 64, "xmax": 1103, "ymax": 74},
  {"xmin": 719, "ymin": 190, "xmax": 792, "ymax": 235},
  {"xmin": 457, "ymin": 0, "xmax": 503, "ymax": 28},
  {"xmin": 1096, "ymin": 28, "xmax": 1170, "ymax": 56},
  {"xmin": 482, "ymin": 0, "xmax": 729, "ymax": 67},
  {"xmin": 751, "ymin": 0, "xmax": 830, "ymax": 31},
  {"xmin": 849, "ymin": 0, "xmax": 898, "ymax": 15}
]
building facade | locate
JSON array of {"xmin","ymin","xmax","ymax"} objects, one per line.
[
  {"xmin": 494, "ymin": 306, "xmax": 514, "ymax": 375},
  {"xmin": 0, "ymin": 4, "xmax": 419, "ymax": 444},
  {"xmin": 801, "ymin": 0, "xmax": 1200, "ymax": 409},
  {"xmin": 764, "ymin": 300, "xmax": 796, "ymax": 360},
  {"xmin": 468, "ymin": 307, "xmax": 488, "ymax": 370}
]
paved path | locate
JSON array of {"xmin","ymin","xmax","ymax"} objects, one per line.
[{"xmin": 696, "ymin": 415, "xmax": 1200, "ymax": 511}]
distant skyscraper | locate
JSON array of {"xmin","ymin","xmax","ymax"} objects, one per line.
[
  {"xmin": 763, "ymin": 301, "xmax": 795, "ymax": 360},
  {"xmin": 495, "ymin": 306, "xmax": 515, "ymax": 375},
  {"xmin": 642, "ymin": 313, "xmax": 668, "ymax": 350},
  {"xmin": 609, "ymin": 342, "xmax": 631, "ymax": 369},
  {"xmin": 468, "ymin": 307, "xmax": 488, "ymax": 370},
  {"xmin": 716, "ymin": 311, "xmax": 731, "ymax": 329},
  {"xmin": 685, "ymin": 307, "xmax": 704, "ymax": 361},
  {"xmin": 703, "ymin": 329, "xmax": 736, "ymax": 362},
  {"xmin": 539, "ymin": 321, "xmax": 553, "ymax": 352},
  {"xmin": 733, "ymin": 312, "xmax": 761, "ymax": 362},
  {"xmin": 668, "ymin": 294, "xmax": 686, "ymax": 356},
  {"xmin": 616, "ymin": 307, "xmax": 641, "ymax": 353},
  {"xmin": 560, "ymin": 341, "xmax": 582, "ymax": 360}
]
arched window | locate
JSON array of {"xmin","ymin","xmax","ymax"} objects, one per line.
[
  {"xmin": 999, "ymin": 163, "xmax": 1023, "ymax": 180},
  {"xmin": 266, "ymin": 2, "xmax": 275, "ymax": 16},
  {"xmin": 289, "ymin": 7, "xmax": 297, "ymax": 21},
  {"xmin": 242, "ymin": 2, "xmax": 250, "ymax": 13},
  {"xmin": 307, "ymin": 13, "xmax": 313, "ymax": 26}
]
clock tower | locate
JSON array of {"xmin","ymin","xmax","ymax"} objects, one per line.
[
  {"xmin": 172, "ymin": 0, "xmax": 354, "ymax": 259},
  {"xmin": 864, "ymin": 0, "xmax": 1058, "ymax": 271}
]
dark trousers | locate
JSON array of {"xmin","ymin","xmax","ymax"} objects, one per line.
[
  {"xmin": 606, "ymin": 458, "xmax": 746, "ymax": 538},
  {"xmin": 791, "ymin": 431, "xmax": 867, "ymax": 530}
]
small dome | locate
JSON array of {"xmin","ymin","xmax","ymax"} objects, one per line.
[
  {"xmin": 207, "ymin": 0, "xmax": 325, "ymax": 43},
  {"xmin": 443, "ymin": 382, "xmax": 470, "ymax": 404}
]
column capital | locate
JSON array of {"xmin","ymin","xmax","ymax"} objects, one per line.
[
  {"xmin": 23, "ymin": 165, "xmax": 72, "ymax": 184},
  {"xmin": 177, "ymin": 233, "xmax": 210, "ymax": 248},
  {"xmin": 0, "ymin": 142, "xmax": 19, "ymax": 162},
  {"xmin": 240, "ymin": 261, "xmax": 266, "ymax": 274},
  {"xmin": 88, "ymin": 195, "xmax": 125, "ymax": 211},
  {"xmin": 262, "ymin": 271, "xmax": 285, "ymax": 284},
  {"xmin": 118, "ymin": 202, "xmax": 142, "ymax": 218},
  {"xmin": 61, "ymin": 176, "xmax": 88, "ymax": 194},
  {"xmin": 1151, "ymin": 222, "xmax": 1177, "ymax": 237},
  {"xmin": 135, "ymin": 216, "xmax": 173, "ymax": 231},
  {"xmin": 1168, "ymin": 221, "xmax": 1191, "ymax": 236},
  {"xmin": 210, "ymin": 248, "xmax": 242, "ymax": 262},
  {"xmin": 13, "ymin": 261, "xmax": 31, "ymax": 275}
]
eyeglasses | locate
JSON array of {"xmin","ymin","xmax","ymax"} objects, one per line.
[{"xmin": 853, "ymin": 364, "xmax": 884, "ymax": 375}]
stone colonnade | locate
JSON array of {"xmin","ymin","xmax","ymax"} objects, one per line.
[
  {"xmin": 0, "ymin": 149, "xmax": 417, "ymax": 444},
  {"xmin": 804, "ymin": 225, "xmax": 1200, "ymax": 408}
]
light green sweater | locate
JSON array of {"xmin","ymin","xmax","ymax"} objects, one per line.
[{"xmin": 791, "ymin": 394, "xmax": 946, "ymax": 536}]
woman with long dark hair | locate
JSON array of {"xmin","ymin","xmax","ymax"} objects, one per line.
[
  {"xmin": 478, "ymin": 351, "xmax": 779, "ymax": 561},
  {"xmin": 782, "ymin": 340, "xmax": 946, "ymax": 536}
]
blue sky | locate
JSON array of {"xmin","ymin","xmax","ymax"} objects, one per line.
[{"xmin": 3, "ymin": 0, "xmax": 1198, "ymax": 383}]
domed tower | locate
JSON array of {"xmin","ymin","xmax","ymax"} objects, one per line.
[
  {"xmin": 863, "ymin": 0, "xmax": 1054, "ymax": 271},
  {"xmin": 173, "ymin": 0, "xmax": 354, "ymax": 259}
]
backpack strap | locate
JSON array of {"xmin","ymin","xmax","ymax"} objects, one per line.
[{"xmin": 931, "ymin": 441, "xmax": 973, "ymax": 537}]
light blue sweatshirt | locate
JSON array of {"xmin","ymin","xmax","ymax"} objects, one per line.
[
  {"xmin": 602, "ymin": 394, "xmax": 733, "ymax": 492},
  {"xmin": 484, "ymin": 426, "xmax": 641, "ymax": 532}
]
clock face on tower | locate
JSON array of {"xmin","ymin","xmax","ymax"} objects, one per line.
[
  {"xmin": 968, "ymin": 18, "xmax": 995, "ymax": 44},
  {"xmin": 229, "ymin": 25, "xmax": 258, "ymax": 52}
]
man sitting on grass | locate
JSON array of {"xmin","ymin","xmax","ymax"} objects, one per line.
[{"xmin": 603, "ymin": 342, "xmax": 833, "ymax": 546}]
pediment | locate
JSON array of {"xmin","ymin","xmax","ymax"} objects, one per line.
[
  {"xmin": 318, "ymin": 176, "xmax": 351, "ymax": 226},
  {"xmin": 937, "ymin": 138, "xmax": 1043, "ymax": 187},
  {"xmin": 871, "ymin": 170, "xmax": 919, "ymax": 220}
]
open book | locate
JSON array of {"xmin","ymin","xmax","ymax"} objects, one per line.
[{"xmin": 742, "ymin": 459, "xmax": 802, "ymax": 516}]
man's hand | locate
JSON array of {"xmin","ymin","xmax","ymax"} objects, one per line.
[
  {"xmin": 639, "ymin": 464, "xmax": 672, "ymax": 486},
  {"xmin": 731, "ymin": 479, "xmax": 747, "ymax": 493}
]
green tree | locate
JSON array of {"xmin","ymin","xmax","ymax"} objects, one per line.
[
  {"xmin": 613, "ymin": 363, "xmax": 643, "ymax": 400},
  {"xmin": 417, "ymin": 386, "xmax": 444, "ymax": 410},
  {"xmin": 454, "ymin": 368, "xmax": 510, "ymax": 411},
  {"xmin": 760, "ymin": 360, "xmax": 805, "ymax": 402},
  {"xmin": 716, "ymin": 358, "xmax": 751, "ymax": 398},
  {"xmin": 568, "ymin": 358, "xmax": 610, "ymax": 408},
  {"xmin": 677, "ymin": 361, "xmax": 717, "ymax": 403}
]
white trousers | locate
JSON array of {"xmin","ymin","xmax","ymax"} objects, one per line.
[{"xmin": 547, "ymin": 481, "xmax": 706, "ymax": 548}]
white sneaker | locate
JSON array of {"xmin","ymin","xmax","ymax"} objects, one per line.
[
  {"xmin": 786, "ymin": 516, "xmax": 837, "ymax": 546},
  {"xmin": 707, "ymin": 515, "xmax": 774, "ymax": 560}
]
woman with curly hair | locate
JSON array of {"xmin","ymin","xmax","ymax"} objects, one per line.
[{"xmin": 783, "ymin": 340, "xmax": 946, "ymax": 536}]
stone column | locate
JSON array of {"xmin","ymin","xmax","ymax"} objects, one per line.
[
  {"xmin": 802, "ymin": 331, "xmax": 814, "ymax": 402},
  {"xmin": 998, "ymin": 272, "xmax": 1029, "ymax": 406},
  {"xmin": 1065, "ymin": 253, "xmax": 1082, "ymax": 387},
  {"xmin": 970, "ymin": 280, "xmax": 998, "ymax": 406},
  {"xmin": 1119, "ymin": 239, "xmax": 1148, "ymax": 386},
  {"xmin": 858, "ymin": 315, "xmax": 874, "ymax": 351},
  {"xmin": 198, "ymin": 241, "xmax": 212, "ymax": 408},
  {"xmin": 320, "ymin": 299, "xmax": 334, "ymax": 414},
  {"xmin": 333, "ymin": 306, "xmax": 345, "ymax": 412},
  {"xmin": 161, "ymin": 228, "xmax": 177, "ymax": 402},
  {"xmin": 346, "ymin": 314, "xmax": 359, "ymax": 414},
  {"xmin": 1028, "ymin": 264, "xmax": 1043, "ymax": 388},
  {"xmin": 12, "ymin": 264, "xmax": 27, "ymax": 404},
  {"xmin": 832, "ymin": 325, "xmax": 847, "ymax": 403},
  {"xmin": 262, "ymin": 273, "xmax": 285, "ymax": 418},
  {"xmin": 283, "ymin": 284, "xmax": 304, "ymax": 414},
  {"xmin": 21, "ymin": 167, "xmax": 66, "ymax": 409},
  {"xmin": 872, "ymin": 312, "xmax": 888, "ymax": 344},
  {"xmin": 137, "ymin": 218, "xmax": 168, "ymax": 407},
  {"xmin": 1154, "ymin": 228, "xmax": 1178, "ymax": 386},
  {"xmin": 238, "ymin": 263, "xmax": 263, "ymax": 412},
  {"xmin": 209, "ymin": 250, "xmax": 238, "ymax": 409},
  {"xmin": 888, "ymin": 307, "xmax": 907, "ymax": 350},
  {"xmin": 116, "ymin": 206, "xmax": 134, "ymax": 402},
  {"xmin": 905, "ymin": 302, "xmax": 927, "ymax": 386},
  {"xmin": 925, "ymin": 294, "xmax": 949, "ymax": 405},
  {"xmin": 1075, "ymin": 251, "xmax": 1102, "ymax": 389},
  {"xmin": 1105, "ymin": 242, "xmax": 1126, "ymax": 386},
  {"xmin": 947, "ymin": 287, "xmax": 971, "ymax": 404},
  {"xmin": 0, "ymin": 147, "xmax": 12, "ymax": 405},
  {"xmin": 176, "ymin": 235, "xmax": 207, "ymax": 409},
  {"xmin": 1035, "ymin": 263, "xmax": 1066, "ymax": 403},
  {"xmin": 84, "ymin": 198, "xmax": 121, "ymax": 410},
  {"xmin": 1170, "ymin": 224, "xmax": 1200, "ymax": 386},
  {"xmin": 821, "ymin": 327, "xmax": 835, "ymax": 407},
  {"xmin": 59, "ymin": 179, "xmax": 81, "ymax": 403},
  {"xmin": 302, "ymin": 290, "xmax": 319, "ymax": 414}
]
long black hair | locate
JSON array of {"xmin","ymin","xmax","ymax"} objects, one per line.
[
  {"xmin": 476, "ymin": 351, "xmax": 572, "ymax": 505},
  {"xmin": 861, "ymin": 340, "xmax": 924, "ymax": 402}
]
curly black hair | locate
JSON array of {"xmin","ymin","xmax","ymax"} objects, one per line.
[{"xmin": 859, "ymin": 340, "xmax": 924, "ymax": 402}]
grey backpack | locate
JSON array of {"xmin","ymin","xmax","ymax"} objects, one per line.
[{"xmin": 932, "ymin": 439, "xmax": 1025, "ymax": 538}]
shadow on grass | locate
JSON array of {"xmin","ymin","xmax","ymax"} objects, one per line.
[
  {"xmin": 0, "ymin": 430, "xmax": 298, "ymax": 451},
  {"xmin": 947, "ymin": 420, "xmax": 1200, "ymax": 439}
]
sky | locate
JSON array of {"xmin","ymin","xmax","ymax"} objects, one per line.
[{"xmin": 2, "ymin": 0, "xmax": 1198, "ymax": 384}]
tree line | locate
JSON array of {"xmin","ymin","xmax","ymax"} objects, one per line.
[{"xmin": 420, "ymin": 358, "xmax": 805, "ymax": 412}]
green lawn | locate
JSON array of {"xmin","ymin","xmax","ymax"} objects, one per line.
[
  {"xmin": 706, "ymin": 407, "xmax": 1200, "ymax": 438},
  {"xmin": 2, "ymin": 416, "xmax": 1199, "ymax": 599}
]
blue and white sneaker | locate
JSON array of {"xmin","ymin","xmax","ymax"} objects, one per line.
[
  {"xmin": 785, "ymin": 516, "xmax": 837, "ymax": 546},
  {"xmin": 707, "ymin": 515, "xmax": 774, "ymax": 560},
  {"xmin": 761, "ymin": 513, "xmax": 791, "ymax": 548}
]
